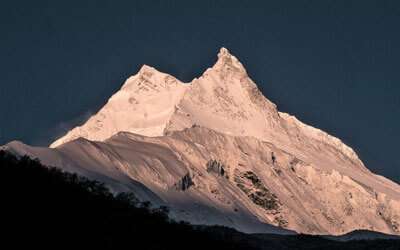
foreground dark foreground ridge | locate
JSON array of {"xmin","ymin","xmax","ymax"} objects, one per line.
[{"xmin": 1, "ymin": 151, "xmax": 399, "ymax": 249}]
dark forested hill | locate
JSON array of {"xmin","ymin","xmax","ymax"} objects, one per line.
[{"xmin": 0, "ymin": 150, "xmax": 398, "ymax": 250}]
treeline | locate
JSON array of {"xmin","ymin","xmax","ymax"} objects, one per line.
[
  {"xmin": 0, "ymin": 151, "xmax": 257, "ymax": 249},
  {"xmin": 0, "ymin": 150, "xmax": 399, "ymax": 250}
]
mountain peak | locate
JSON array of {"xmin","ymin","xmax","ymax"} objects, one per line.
[
  {"xmin": 217, "ymin": 47, "xmax": 231, "ymax": 58},
  {"xmin": 138, "ymin": 64, "xmax": 155, "ymax": 72},
  {"xmin": 50, "ymin": 48, "xmax": 365, "ymax": 174},
  {"xmin": 212, "ymin": 47, "xmax": 247, "ymax": 76},
  {"xmin": 136, "ymin": 64, "xmax": 168, "ymax": 80}
]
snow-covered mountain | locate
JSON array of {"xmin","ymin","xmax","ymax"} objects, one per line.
[{"xmin": 2, "ymin": 48, "xmax": 399, "ymax": 236}]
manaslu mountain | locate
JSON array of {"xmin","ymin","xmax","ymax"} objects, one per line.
[{"xmin": 3, "ymin": 48, "xmax": 400, "ymax": 236}]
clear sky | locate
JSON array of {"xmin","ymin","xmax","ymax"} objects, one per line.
[{"xmin": 0, "ymin": 0, "xmax": 399, "ymax": 182}]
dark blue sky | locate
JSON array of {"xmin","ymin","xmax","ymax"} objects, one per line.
[{"xmin": 0, "ymin": 0, "xmax": 399, "ymax": 182}]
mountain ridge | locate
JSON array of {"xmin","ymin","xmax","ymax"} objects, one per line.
[
  {"xmin": 50, "ymin": 48, "xmax": 364, "ymax": 170},
  {"xmin": 3, "ymin": 48, "xmax": 400, "ymax": 236}
]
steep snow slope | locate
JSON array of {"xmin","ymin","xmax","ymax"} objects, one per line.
[
  {"xmin": 50, "ymin": 65, "xmax": 188, "ymax": 147},
  {"xmin": 3, "ymin": 127, "xmax": 400, "ymax": 235},
  {"xmin": 3, "ymin": 141, "xmax": 162, "ymax": 203},
  {"xmin": 165, "ymin": 48, "xmax": 281, "ymax": 140}
]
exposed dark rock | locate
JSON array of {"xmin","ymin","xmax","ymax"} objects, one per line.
[
  {"xmin": 207, "ymin": 160, "xmax": 228, "ymax": 178},
  {"xmin": 271, "ymin": 152, "xmax": 276, "ymax": 165},
  {"xmin": 175, "ymin": 173, "xmax": 194, "ymax": 191},
  {"xmin": 289, "ymin": 158, "xmax": 303, "ymax": 172},
  {"xmin": 273, "ymin": 168, "xmax": 282, "ymax": 176},
  {"xmin": 235, "ymin": 171, "xmax": 281, "ymax": 212},
  {"xmin": 274, "ymin": 216, "xmax": 289, "ymax": 228}
]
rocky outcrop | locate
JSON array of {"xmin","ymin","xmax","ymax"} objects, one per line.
[
  {"xmin": 206, "ymin": 160, "xmax": 227, "ymax": 178},
  {"xmin": 235, "ymin": 171, "xmax": 280, "ymax": 212},
  {"xmin": 174, "ymin": 173, "xmax": 194, "ymax": 191},
  {"xmin": 234, "ymin": 170, "xmax": 288, "ymax": 228}
]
